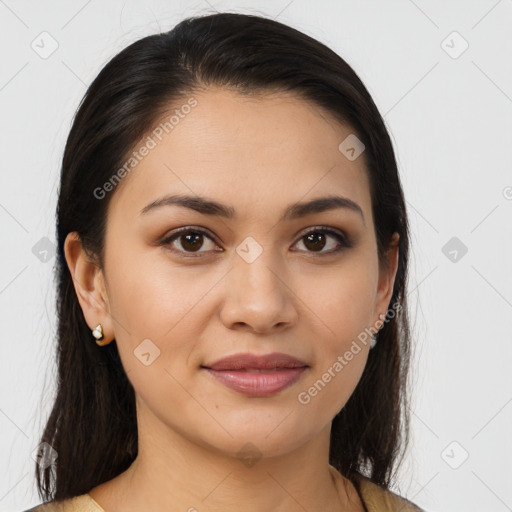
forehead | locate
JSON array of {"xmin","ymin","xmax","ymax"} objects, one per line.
[{"xmin": 107, "ymin": 87, "xmax": 372, "ymax": 224}]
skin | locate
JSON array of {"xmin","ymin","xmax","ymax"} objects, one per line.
[{"xmin": 65, "ymin": 87, "xmax": 399, "ymax": 512}]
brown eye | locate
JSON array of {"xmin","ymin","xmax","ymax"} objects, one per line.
[
  {"xmin": 303, "ymin": 232, "xmax": 327, "ymax": 251},
  {"xmin": 160, "ymin": 226, "xmax": 351, "ymax": 259},
  {"xmin": 161, "ymin": 228, "xmax": 219, "ymax": 257},
  {"xmin": 179, "ymin": 232, "xmax": 205, "ymax": 252},
  {"xmin": 293, "ymin": 227, "xmax": 350, "ymax": 255}
]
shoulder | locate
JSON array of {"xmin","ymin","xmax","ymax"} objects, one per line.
[
  {"xmin": 354, "ymin": 474, "xmax": 424, "ymax": 512},
  {"xmin": 22, "ymin": 494, "xmax": 104, "ymax": 512}
]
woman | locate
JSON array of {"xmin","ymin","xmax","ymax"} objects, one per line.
[{"xmin": 25, "ymin": 12, "xmax": 422, "ymax": 512}]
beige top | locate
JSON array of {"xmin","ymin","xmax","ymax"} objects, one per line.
[{"xmin": 24, "ymin": 470, "xmax": 422, "ymax": 511}]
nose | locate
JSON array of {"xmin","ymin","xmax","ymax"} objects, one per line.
[{"xmin": 219, "ymin": 246, "xmax": 299, "ymax": 334}]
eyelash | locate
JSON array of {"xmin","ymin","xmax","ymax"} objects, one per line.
[{"xmin": 159, "ymin": 226, "xmax": 352, "ymax": 259}]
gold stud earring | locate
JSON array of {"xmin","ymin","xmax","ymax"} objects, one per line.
[{"xmin": 92, "ymin": 324, "xmax": 112, "ymax": 346}]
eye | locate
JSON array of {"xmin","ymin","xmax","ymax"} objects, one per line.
[
  {"xmin": 160, "ymin": 226, "xmax": 352, "ymax": 258},
  {"xmin": 292, "ymin": 226, "xmax": 351, "ymax": 255},
  {"xmin": 160, "ymin": 227, "xmax": 220, "ymax": 257}
]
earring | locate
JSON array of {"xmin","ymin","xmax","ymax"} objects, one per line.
[
  {"xmin": 92, "ymin": 324, "xmax": 112, "ymax": 346},
  {"xmin": 370, "ymin": 334, "xmax": 378, "ymax": 349}
]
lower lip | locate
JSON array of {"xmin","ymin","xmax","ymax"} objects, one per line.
[{"xmin": 203, "ymin": 367, "xmax": 308, "ymax": 397}]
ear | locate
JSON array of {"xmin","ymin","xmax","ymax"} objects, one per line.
[
  {"xmin": 63, "ymin": 232, "xmax": 114, "ymax": 344},
  {"xmin": 372, "ymin": 232, "xmax": 400, "ymax": 330}
]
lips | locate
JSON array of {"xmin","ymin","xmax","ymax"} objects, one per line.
[
  {"xmin": 201, "ymin": 352, "xmax": 309, "ymax": 397},
  {"xmin": 203, "ymin": 352, "xmax": 308, "ymax": 371}
]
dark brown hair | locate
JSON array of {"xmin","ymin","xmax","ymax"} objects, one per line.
[{"xmin": 36, "ymin": 11, "xmax": 412, "ymax": 501}]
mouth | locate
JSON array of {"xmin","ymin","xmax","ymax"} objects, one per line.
[{"xmin": 201, "ymin": 352, "xmax": 309, "ymax": 397}]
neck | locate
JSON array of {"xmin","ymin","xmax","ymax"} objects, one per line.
[{"xmin": 89, "ymin": 402, "xmax": 364, "ymax": 511}]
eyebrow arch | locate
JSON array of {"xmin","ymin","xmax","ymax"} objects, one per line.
[{"xmin": 139, "ymin": 194, "xmax": 365, "ymax": 225}]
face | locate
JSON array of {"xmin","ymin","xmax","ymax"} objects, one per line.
[{"xmin": 68, "ymin": 87, "xmax": 398, "ymax": 461}]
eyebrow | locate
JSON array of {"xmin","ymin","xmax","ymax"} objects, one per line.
[{"xmin": 139, "ymin": 194, "xmax": 365, "ymax": 225}]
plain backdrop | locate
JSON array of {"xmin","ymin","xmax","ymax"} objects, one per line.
[{"xmin": 1, "ymin": 1, "xmax": 511, "ymax": 511}]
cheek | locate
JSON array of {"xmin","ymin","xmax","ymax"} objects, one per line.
[
  {"xmin": 296, "ymin": 295, "xmax": 371, "ymax": 424},
  {"xmin": 106, "ymin": 245, "xmax": 218, "ymax": 344},
  {"xmin": 295, "ymin": 350, "xmax": 367, "ymax": 430},
  {"xmin": 306, "ymin": 256, "xmax": 378, "ymax": 351},
  {"xmin": 104, "ymin": 252, "xmax": 206, "ymax": 425},
  {"xmin": 293, "ymin": 260, "xmax": 376, "ymax": 416}
]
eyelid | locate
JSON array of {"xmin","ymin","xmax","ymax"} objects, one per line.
[{"xmin": 295, "ymin": 225, "xmax": 345, "ymax": 240}]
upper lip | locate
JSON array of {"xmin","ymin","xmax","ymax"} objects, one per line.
[{"xmin": 202, "ymin": 352, "xmax": 308, "ymax": 371}]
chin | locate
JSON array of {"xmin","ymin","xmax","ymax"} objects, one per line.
[{"xmin": 195, "ymin": 419, "xmax": 318, "ymax": 462}]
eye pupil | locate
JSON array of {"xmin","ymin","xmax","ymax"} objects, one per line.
[
  {"xmin": 304, "ymin": 232, "xmax": 326, "ymax": 252},
  {"xmin": 182, "ymin": 233, "xmax": 203, "ymax": 252}
]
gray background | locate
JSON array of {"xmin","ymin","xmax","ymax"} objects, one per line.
[{"xmin": 1, "ymin": 1, "xmax": 511, "ymax": 511}]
